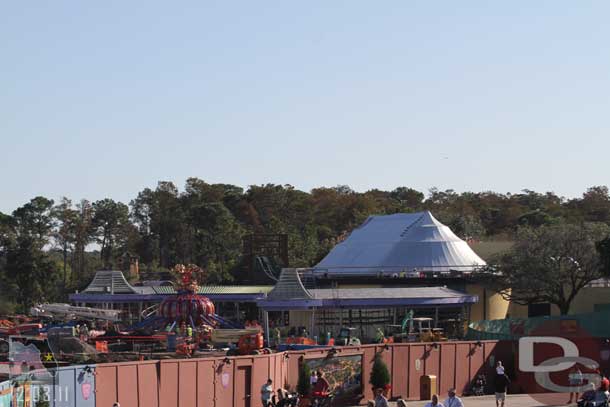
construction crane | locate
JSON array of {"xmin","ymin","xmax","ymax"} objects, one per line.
[{"xmin": 30, "ymin": 303, "xmax": 122, "ymax": 322}]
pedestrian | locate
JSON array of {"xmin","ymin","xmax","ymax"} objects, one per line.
[
  {"xmin": 494, "ymin": 366, "xmax": 511, "ymax": 407},
  {"xmin": 261, "ymin": 378, "xmax": 273, "ymax": 407},
  {"xmin": 310, "ymin": 371, "xmax": 318, "ymax": 386},
  {"xmin": 79, "ymin": 323, "xmax": 89, "ymax": 341},
  {"xmin": 312, "ymin": 370, "xmax": 330, "ymax": 397},
  {"xmin": 444, "ymin": 388, "xmax": 464, "ymax": 407},
  {"xmin": 601, "ymin": 374, "xmax": 610, "ymax": 392},
  {"xmin": 424, "ymin": 394, "xmax": 444, "ymax": 407},
  {"xmin": 374, "ymin": 387, "xmax": 389, "ymax": 407},
  {"xmin": 568, "ymin": 366, "xmax": 583, "ymax": 403}
]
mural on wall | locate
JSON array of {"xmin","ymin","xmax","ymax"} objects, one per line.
[{"xmin": 305, "ymin": 355, "xmax": 362, "ymax": 402}]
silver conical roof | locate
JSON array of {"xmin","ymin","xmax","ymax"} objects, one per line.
[{"xmin": 314, "ymin": 211, "xmax": 485, "ymax": 275}]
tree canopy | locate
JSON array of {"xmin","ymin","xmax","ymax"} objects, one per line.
[
  {"xmin": 2, "ymin": 180, "xmax": 610, "ymax": 312},
  {"xmin": 481, "ymin": 223, "xmax": 610, "ymax": 315}
]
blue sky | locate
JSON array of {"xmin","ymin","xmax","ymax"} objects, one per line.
[{"xmin": 2, "ymin": 1, "xmax": 610, "ymax": 213}]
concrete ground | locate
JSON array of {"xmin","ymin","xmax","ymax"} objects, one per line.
[{"xmin": 354, "ymin": 393, "xmax": 577, "ymax": 407}]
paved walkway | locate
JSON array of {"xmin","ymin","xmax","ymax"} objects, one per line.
[{"xmin": 355, "ymin": 393, "xmax": 577, "ymax": 407}]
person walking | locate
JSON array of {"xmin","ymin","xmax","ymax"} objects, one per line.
[
  {"xmin": 261, "ymin": 378, "xmax": 273, "ymax": 407},
  {"xmin": 494, "ymin": 367, "xmax": 511, "ymax": 407},
  {"xmin": 312, "ymin": 371, "xmax": 329, "ymax": 397},
  {"xmin": 374, "ymin": 387, "xmax": 389, "ymax": 407},
  {"xmin": 310, "ymin": 371, "xmax": 318, "ymax": 387},
  {"xmin": 568, "ymin": 366, "xmax": 584, "ymax": 404},
  {"xmin": 424, "ymin": 394, "xmax": 444, "ymax": 407},
  {"xmin": 444, "ymin": 388, "xmax": 464, "ymax": 407}
]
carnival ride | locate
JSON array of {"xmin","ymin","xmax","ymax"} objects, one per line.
[{"xmin": 92, "ymin": 264, "xmax": 262, "ymax": 356}]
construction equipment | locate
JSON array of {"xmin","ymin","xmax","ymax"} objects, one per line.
[
  {"xmin": 414, "ymin": 318, "xmax": 447, "ymax": 342},
  {"xmin": 374, "ymin": 327, "xmax": 394, "ymax": 344},
  {"xmin": 211, "ymin": 328, "xmax": 261, "ymax": 344},
  {"xmin": 209, "ymin": 328, "xmax": 272, "ymax": 355},
  {"xmin": 389, "ymin": 313, "xmax": 447, "ymax": 343},
  {"xmin": 404, "ymin": 317, "xmax": 447, "ymax": 342},
  {"xmin": 335, "ymin": 327, "xmax": 361, "ymax": 346},
  {"xmin": 0, "ymin": 323, "xmax": 44, "ymax": 353},
  {"xmin": 221, "ymin": 330, "xmax": 273, "ymax": 356},
  {"xmin": 30, "ymin": 303, "xmax": 122, "ymax": 322}
]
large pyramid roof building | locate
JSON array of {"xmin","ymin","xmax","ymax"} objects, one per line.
[{"xmin": 314, "ymin": 211, "xmax": 485, "ymax": 276}]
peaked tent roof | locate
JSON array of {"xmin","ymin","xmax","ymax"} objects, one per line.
[
  {"xmin": 82, "ymin": 270, "xmax": 141, "ymax": 294},
  {"xmin": 314, "ymin": 211, "xmax": 486, "ymax": 275}
]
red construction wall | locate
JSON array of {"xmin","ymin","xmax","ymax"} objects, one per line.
[
  {"xmin": 514, "ymin": 338, "xmax": 610, "ymax": 394},
  {"xmin": 94, "ymin": 341, "xmax": 505, "ymax": 406}
]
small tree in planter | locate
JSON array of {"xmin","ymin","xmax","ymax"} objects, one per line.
[
  {"xmin": 370, "ymin": 353, "xmax": 391, "ymax": 393},
  {"xmin": 297, "ymin": 361, "xmax": 312, "ymax": 397}
]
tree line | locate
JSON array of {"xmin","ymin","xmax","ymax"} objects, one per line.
[{"xmin": 2, "ymin": 178, "xmax": 610, "ymax": 312}]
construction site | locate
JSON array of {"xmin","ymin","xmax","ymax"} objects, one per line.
[{"xmin": 2, "ymin": 213, "xmax": 610, "ymax": 406}]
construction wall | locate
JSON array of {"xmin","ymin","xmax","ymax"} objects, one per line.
[
  {"xmin": 0, "ymin": 364, "xmax": 96, "ymax": 407},
  {"xmin": 93, "ymin": 341, "xmax": 509, "ymax": 406},
  {"xmin": 95, "ymin": 353, "xmax": 288, "ymax": 407}
]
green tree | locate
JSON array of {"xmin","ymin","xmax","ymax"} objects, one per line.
[
  {"xmin": 4, "ymin": 198, "xmax": 59, "ymax": 310},
  {"xmin": 482, "ymin": 223, "xmax": 610, "ymax": 315},
  {"xmin": 92, "ymin": 199, "xmax": 131, "ymax": 268},
  {"xmin": 73, "ymin": 199, "xmax": 95, "ymax": 283},
  {"xmin": 0, "ymin": 212, "xmax": 17, "ymax": 312},
  {"xmin": 5, "ymin": 237, "xmax": 58, "ymax": 310},
  {"xmin": 184, "ymin": 201, "xmax": 244, "ymax": 278},
  {"xmin": 53, "ymin": 197, "xmax": 78, "ymax": 288},
  {"xmin": 297, "ymin": 362, "xmax": 312, "ymax": 396},
  {"xmin": 12, "ymin": 196, "xmax": 55, "ymax": 244},
  {"xmin": 370, "ymin": 353, "xmax": 391, "ymax": 390}
]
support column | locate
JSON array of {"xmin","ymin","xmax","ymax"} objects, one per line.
[
  {"xmin": 434, "ymin": 307, "xmax": 439, "ymax": 328},
  {"xmin": 263, "ymin": 310, "xmax": 270, "ymax": 346}
]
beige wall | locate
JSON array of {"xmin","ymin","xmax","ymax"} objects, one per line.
[
  {"xmin": 569, "ymin": 286, "xmax": 610, "ymax": 314},
  {"xmin": 466, "ymin": 284, "xmax": 511, "ymax": 321},
  {"xmin": 472, "ymin": 284, "xmax": 610, "ymax": 321}
]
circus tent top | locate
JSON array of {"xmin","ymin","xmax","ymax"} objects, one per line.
[{"xmin": 314, "ymin": 211, "xmax": 486, "ymax": 276}]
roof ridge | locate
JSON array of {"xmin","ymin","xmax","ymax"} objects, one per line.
[
  {"xmin": 399, "ymin": 212, "xmax": 426, "ymax": 237},
  {"xmin": 266, "ymin": 268, "xmax": 313, "ymax": 300}
]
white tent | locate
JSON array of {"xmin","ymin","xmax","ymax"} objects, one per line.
[{"xmin": 314, "ymin": 211, "xmax": 486, "ymax": 276}]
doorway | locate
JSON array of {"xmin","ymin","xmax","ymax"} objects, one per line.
[{"xmin": 234, "ymin": 366, "xmax": 252, "ymax": 407}]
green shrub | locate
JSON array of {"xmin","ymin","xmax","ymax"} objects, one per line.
[
  {"xmin": 370, "ymin": 353, "xmax": 391, "ymax": 389},
  {"xmin": 297, "ymin": 362, "xmax": 312, "ymax": 396}
]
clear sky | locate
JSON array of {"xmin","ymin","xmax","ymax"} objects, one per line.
[{"xmin": 2, "ymin": 1, "xmax": 610, "ymax": 213}]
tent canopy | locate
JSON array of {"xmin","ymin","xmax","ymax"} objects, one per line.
[{"xmin": 314, "ymin": 211, "xmax": 486, "ymax": 276}]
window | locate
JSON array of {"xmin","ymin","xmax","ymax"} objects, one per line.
[{"xmin": 528, "ymin": 303, "xmax": 551, "ymax": 317}]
